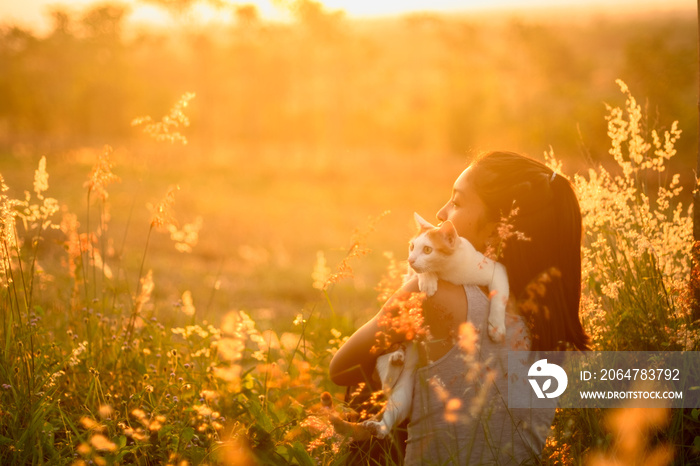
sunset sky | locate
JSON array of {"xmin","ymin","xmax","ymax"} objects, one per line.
[{"xmin": 0, "ymin": 0, "xmax": 692, "ymax": 35}]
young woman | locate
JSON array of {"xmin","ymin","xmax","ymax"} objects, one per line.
[{"xmin": 329, "ymin": 151, "xmax": 590, "ymax": 464}]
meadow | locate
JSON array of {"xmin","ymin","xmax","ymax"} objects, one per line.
[
  {"xmin": 1, "ymin": 1, "xmax": 699, "ymax": 464},
  {"xmin": 1, "ymin": 78, "xmax": 699, "ymax": 465}
]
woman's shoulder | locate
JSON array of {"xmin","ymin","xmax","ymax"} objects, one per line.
[{"xmin": 399, "ymin": 276, "xmax": 468, "ymax": 314}]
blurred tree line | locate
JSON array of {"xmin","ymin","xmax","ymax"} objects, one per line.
[{"xmin": 0, "ymin": 0, "xmax": 696, "ymax": 172}]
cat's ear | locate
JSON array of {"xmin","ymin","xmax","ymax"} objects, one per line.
[
  {"xmin": 414, "ymin": 212, "xmax": 434, "ymax": 231},
  {"xmin": 438, "ymin": 220, "xmax": 458, "ymax": 248}
]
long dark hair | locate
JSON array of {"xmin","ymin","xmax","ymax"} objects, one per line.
[{"xmin": 469, "ymin": 151, "xmax": 590, "ymax": 351}]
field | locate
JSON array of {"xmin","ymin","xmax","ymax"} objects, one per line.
[{"xmin": 1, "ymin": 1, "xmax": 699, "ymax": 465}]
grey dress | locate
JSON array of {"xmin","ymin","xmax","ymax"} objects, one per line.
[{"xmin": 404, "ymin": 285, "xmax": 555, "ymax": 465}]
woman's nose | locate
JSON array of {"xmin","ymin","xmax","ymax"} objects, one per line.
[{"xmin": 436, "ymin": 204, "xmax": 447, "ymax": 223}]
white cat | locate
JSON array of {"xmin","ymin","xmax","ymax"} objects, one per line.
[
  {"xmin": 361, "ymin": 212, "xmax": 510, "ymax": 439},
  {"xmin": 361, "ymin": 342, "xmax": 418, "ymax": 439},
  {"xmin": 409, "ymin": 212, "xmax": 509, "ymax": 343}
]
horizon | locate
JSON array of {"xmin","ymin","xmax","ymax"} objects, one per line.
[{"xmin": 0, "ymin": 0, "xmax": 693, "ymax": 36}]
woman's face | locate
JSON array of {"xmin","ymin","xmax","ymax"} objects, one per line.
[{"xmin": 436, "ymin": 167, "xmax": 496, "ymax": 252}]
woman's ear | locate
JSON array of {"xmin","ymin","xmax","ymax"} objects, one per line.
[{"xmin": 479, "ymin": 219, "xmax": 500, "ymax": 253}]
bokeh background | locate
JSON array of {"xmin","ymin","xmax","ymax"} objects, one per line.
[{"xmin": 0, "ymin": 0, "xmax": 696, "ymax": 327}]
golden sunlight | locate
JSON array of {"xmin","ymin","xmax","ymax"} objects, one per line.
[
  {"xmin": 129, "ymin": 4, "xmax": 172, "ymax": 28},
  {"xmin": 307, "ymin": 0, "xmax": 686, "ymax": 18},
  {"xmin": 2, "ymin": 0, "xmax": 688, "ymax": 36}
]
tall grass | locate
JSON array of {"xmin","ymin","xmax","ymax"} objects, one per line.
[
  {"xmin": 542, "ymin": 80, "xmax": 699, "ymax": 465},
  {"xmin": 0, "ymin": 81, "xmax": 698, "ymax": 466}
]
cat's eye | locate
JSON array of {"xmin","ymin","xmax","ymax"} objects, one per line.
[{"xmin": 423, "ymin": 246, "xmax": 432, "ymax": 254}]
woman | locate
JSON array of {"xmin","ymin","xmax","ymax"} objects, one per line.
[{"xmin": 329, "ymin": 151, "xmax": 590, "ymax": 464}]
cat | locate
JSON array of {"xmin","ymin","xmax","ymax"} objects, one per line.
[
  {"xmin": 360, "ymin": 342, "xmax": 418, "ymax": 439},
  {"xmin": 359, "ymin": 212, "xmax": 510, "ymax": 439},
  {"xmin": 324, "ymin": 342, "xmax": 418, "ymax": 441},
  {"xmin": 409, "ymin": 212, "xmax": 509, "ymax": 343}
]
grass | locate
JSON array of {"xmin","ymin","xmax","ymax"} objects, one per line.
[{"xmin": 0, "ymin": 82, "xmax": 698, "ymax": 465}]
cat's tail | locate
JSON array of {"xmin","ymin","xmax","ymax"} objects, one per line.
[{"xmin": 320, "ymin": 392, "xmax": 372, "ymax": 441}]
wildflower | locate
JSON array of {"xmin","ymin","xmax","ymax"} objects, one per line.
[
  {"xmin": 194, "ymin": 404, "xmax": 213, "ymax": 417},
  {"xmin": 375, "ymin": 291, "xmax": 428, "ymax": 351},
  {"xmin": 200, "ymin": 390, "xmax": 219, "ymax": 403},
  {"xmin": 149, "ymin": 418, "xmax": 164, "ymax": 431},
  {"xmin": 280, "ymin": 332, "xmax": 304, "ymax": 352},
  {"xmin": 221, "ymin": 310, "xmax": 258, "ymax": 339},
  {"xmin": 132, "ymin": 92, "xmax": 195, "ymax": 145},
  {"xmin": 98, "ymin": 405, "xmax": 113, "ymax": 419},
  {"xmin": 84, "ymin": 145, "xmax": 121, "ymax": 200},
  {"xmin": 68, "ymin": 341, "xmax": 89, "ymax": 367},
  {"xmin": 180, "ymin": 290, "xmax": 196, "ymax": 316},
  {"xmin": 134, "ymin": 270, "xmax": 154, "ymax": 315},
  {"xmin": 80, "ymin": 416, "xmax": 99, "ymax": 430},
  {"xmin": 458, "ymin": 322, "xmax": 479, "ymax": 355},
  {"xmin": 324, "ymin": 211, "xmax": 389, "ymax": 288},
  {"xmin": 131, "ymin": 408, "xmax": 147, "ymax": 422},
  {"xmin": 172, "ymin": 324, "xmax": 210, "ymax": 340},
  {"xmin": 469, "ymin": 370, "xmax": 496, "ymax": 418},
  {"xmin": 18, "ymin": 159, "xmax": 60, "ymax": 231},
  {"xmin": 33, "ymin": 156, "xmax": 49, "ymax": 199},
  {"xmin": 587, "ymin": 403, "xmax": 672, "ymax": 466},
  {"xmin": 77, "ymin": 443, "xmax": 92, "ymax": 456},
  {"xmin": 487, "ymin": 207, "xmax": 530, "ymax": 260},
  {"xmin": 0, "ymin": 174, "xmax": 21, "ymax": 251},
  {"xmin": 212, "ymin": 365, "xmax": 242, "ymax": 389},
  {"xmin": 217, "ymin": 435, "xmax": 257, "ymax": 466},
  {"xmin": 312, "ymin": 251, "xmax": 331, "ymax": 290},
  {"xmin": 168, "ymin": 217, "xmax": 202, "ymax": 253},
  {"xmin": 90, "ymin": 434, "xmax": 117, "ymax": 452},
  {"xmin": 149, "ymin": 186, "xmax": 179, "ymax": 230},
  {"xmin": 444, "ymin": 398, "xmax": 462, "ymax": 423},
  {"xmin": 46, "ymin": 370, "xmax": 65, "ymax": 388},
  {"xmin": 429, "ymin": 376, "xmax": 449, "ymax": 403},
  {"xmin": 215, "ymin": 338, "xmax": 245, "ymax": 362},
  {"xmin": 374, "ymin": 251, "xmax": 406, "ymax": 303}
]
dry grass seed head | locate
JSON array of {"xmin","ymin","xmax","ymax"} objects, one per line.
[{"xmin": 84, "ymin": 145, "xmax": 121, "ymax": 200}]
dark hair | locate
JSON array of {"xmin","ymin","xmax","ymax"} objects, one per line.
[{"xmin": 468, "ymin": 151, "xmax": 590, "ymax": 351}]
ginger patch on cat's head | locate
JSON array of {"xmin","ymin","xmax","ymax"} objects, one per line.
[{"xmin": 426, "ymin": 227, "xmax": 456, "ymax": 255}]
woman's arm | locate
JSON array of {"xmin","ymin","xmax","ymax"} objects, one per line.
[
  {"xmin": 328, "ymin": 277, "xmax": 421, "ymax": 386},
  {"xmin": 329, "ymin": 277, "xmax": 469, "ymax": 386}
]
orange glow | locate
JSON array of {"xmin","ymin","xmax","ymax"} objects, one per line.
[{"xmin": 0, "ymin": 0, "xmax": 690, "ymax": 35}]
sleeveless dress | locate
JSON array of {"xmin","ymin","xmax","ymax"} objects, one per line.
[{"xmin": 404, "ymin": 285, "xmax": 555, "ymax": 465}]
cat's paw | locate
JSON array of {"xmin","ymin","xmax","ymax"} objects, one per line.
[
  {"xmin": 418, "ymin": 273, "xmax": 438, "ymax": 297},
  {"xmin": 487, "ymin": 321, "xmax": 506, "ymax": 343},
  {"xmin": 362, "ymin": 420, "xmax": 389, "ymax": 439},
  {"xmin": 389, "ymin": 349, "xmax": 405, "ymax": 366}
]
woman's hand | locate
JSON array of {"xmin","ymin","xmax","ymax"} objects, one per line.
[{"xmin": 328, "ymin": 277, "xmax": 422, "ymax": 386}]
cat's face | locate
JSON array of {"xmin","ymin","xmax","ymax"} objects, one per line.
[{"xmin": 408, "ymin": 213, "xmax": 458, "ymax": 273}]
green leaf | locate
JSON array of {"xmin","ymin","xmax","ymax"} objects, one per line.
[
  {"xmin": 159, "ymin": 424, "xmax": 175, "ymax": 443},
  {"xmin": 287, "ymin": 441, "xmax": 316, "ymax": 466},
  {"xmin": 692, "ymin": 409, "xmax": 700, "ymax": 421},
  {"xmin": 180, "ymin": 427, "xmax": 195, "ymax": 446}
]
